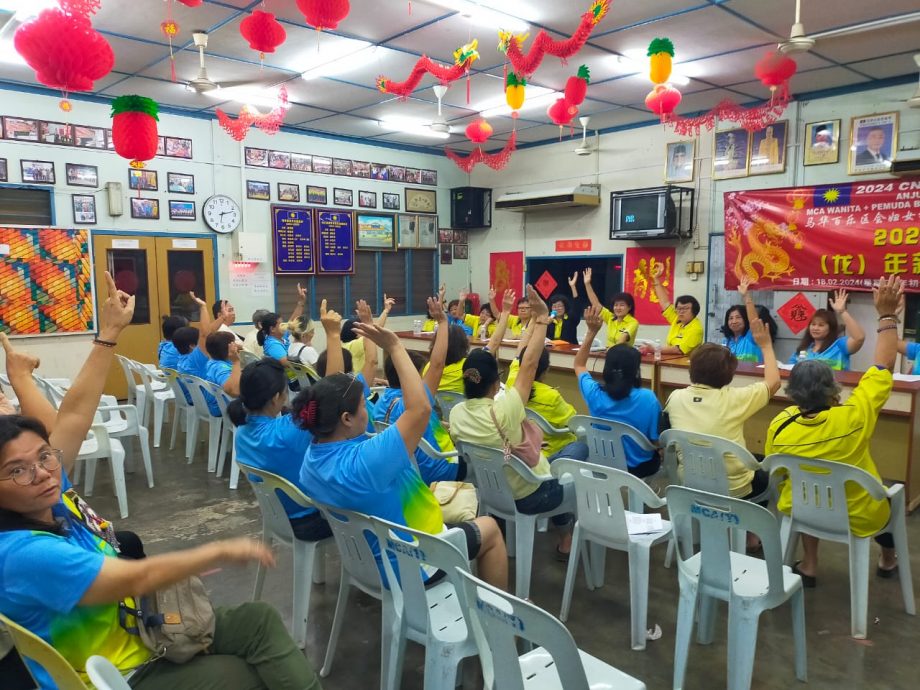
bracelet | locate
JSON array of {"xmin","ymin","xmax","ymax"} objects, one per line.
[
  {"xmin": 878, "ymin": 314, "xmax": 900, "ymax": 323},
  {"xmin": 93, "ymin": 338, "xmax": 117, "ymax": 348},
  {"xmin": 876, "ymin": 325, "xmax": 899, "ymax": 334}
]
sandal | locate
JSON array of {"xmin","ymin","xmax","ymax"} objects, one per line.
[
  {"xmin": 792, "ymin": 561, "xmax": 817, "ymax": 588},
  {"xmin": 555, "ymin": 546, "xmax": 570, "ymax": 563},
  {"xmin": 877, "ymin": 564, "xmax": 899, "ymax": 579}
]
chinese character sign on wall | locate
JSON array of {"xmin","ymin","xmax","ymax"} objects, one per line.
[
  {"xmin": 625, "ymin": 247, "xmax": 675, "ymax": 325},
  {"xmin": 489, "ymin": 251, "xmax": 524, "ymax": 311},
  {"xmin": 724, "ymin": 178, "xmax": 920, "ymax": 291}
]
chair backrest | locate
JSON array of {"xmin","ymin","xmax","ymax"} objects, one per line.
[
  {"xmin": 665, "ymin": 486, "xmax": 787, "ymax": 605},
  {"xmin": 435, "ymin": 390, "xmax": 466, "ymax": 419},
  {"xmin": 313, "ymin": 502, "xmax": 386, "ymax": 594},
  {"xmin": 370, "ymin": 517, "xmax": 471, "ymax": 637},
  {"xmin": 0, "ymin": 613, "xmax": 88, "ymax": 690},
  {"xmin": 238, "ymin": 350, "xmax": 260, "ymax": 368},
  {"xmin": 454, "ymin": 569, "xmax": 593, "ymax": 690},
  {"xmin": 114, "ymin": 355, "xmax": 137, "ymax": 405},
  {"xmin": 85, "ymin": 655, "xmax": 132, "ymax": 689},
  {"xmin": 761, "ymin": 454, "xmax": 887, "ymax": 538},
  {"xmin": 177, "ymin": 373, "xmax": 216, "ymax": 417},
  {"xmin": 659, "ymin": 429, "xmax": 756, "ymax": 496},
  {"xmin": 569, "ymin": 415, "xmax": 656, "ymax": 472},
  {"xmin": 286, "ymin": 361, "xmax": 319, "ymax": 388},
  {"xmin": 372, "ymin": 419, "xmax": 390, "ymax": 434},
  {"xmin": 161, "ymin": 368, "xmax": 193, "ymax": 411},
  {"xmin": 525, "ymin": 407, "xmax": 569, "ymax": 436},
  {"xmin": 33, "ymin": 375, "xmax": 66, "ymax": 408},
  {"xmin": 235, "ymin": 462, "xmax": 304, "ymax": 547},
  {"xmin": 203, "ymin": 380, "xmax": 232, "ymax": 418},
  {"xmin": 551, "ymin": 458, "xmax": 664, "ymax": 545},
  {"xmin": 455, "ymin": 441, "xmax": 521, "ymax": 517}
]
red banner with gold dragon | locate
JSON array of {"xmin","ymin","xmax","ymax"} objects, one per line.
[{"xmin": 724, "ymin": 178, "xmax": 920, "ymax": 291}]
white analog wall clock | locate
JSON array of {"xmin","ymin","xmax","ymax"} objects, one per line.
[{"xmin": 202, "ymin": 194, "xmax": 242, "ymax": 234}]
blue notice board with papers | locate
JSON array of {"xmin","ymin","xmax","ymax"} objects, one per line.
[
  {"xmin": 316, "ymin": 210, "xmax": 355, "ymax": 274},
  {"xmin": 272, "ymin": 205, "xmax": 314, "ymax": 274}
]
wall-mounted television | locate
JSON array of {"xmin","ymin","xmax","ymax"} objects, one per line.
[{"xmin": 610, "ymin": 187, "xmax": 681, "ymax": 240}]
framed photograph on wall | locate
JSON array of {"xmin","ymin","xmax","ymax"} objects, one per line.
[
  {"xmin": 130, "ymin": 197, "xmax": 159, "ymax": 219},
  {"xmin": 405, "ymin": 187, "xmax": 437, "ymax": 214},
  {"xmin": 382, "ymin": 192, "xmax": 400, "ymax": 210},
  {"xmin": 129, "ymin": 168, "xmax": 158, "ymax": 191},
  {"xmin": 312, "ymin": 156, "xmax": 333, "ymax": 174},
  {"xmin": 156, "ymin": 137, "xmax": 166, "ymax": 156},
  {"xmin": 269, "ymin": 150, "xmax": 291, "ymax": 169},
  {"xmin": 358, "ymin": 190, "xmax": 377, "ymax": 208},
  {"xmin": 439, "ymin": 228, "xmax": 453, "ymax": 244},
  {"xmin": 334, "ymin": 188, "xmax": 353, "ymax": 206},
  {"xmin": 452, "ymin": 229, "xmax": 468, "ymax": 244},
  {"xmin": 307, "ymin": 185, "xmax": 327, "ymax": 204},
  {"xmin": 39, "ymin": 121, "xmax": 73, "ymax": 145},
  {"xmin": 246, "ymin": 180, "xmax": 270, "ymax": 200},
  {"xmin": 356, "ymin": 213, "xmax": 396, "ymax": 251},
  {"xmin": 417, "ymin": 217, "xmax": 437, "ymax": 248},
  {"xmin": 405, "ymin": 167, "xmax": 422, "ymax": 184},
  {"xmin": 420, "ymin": 169, "xmax": 438, "ymax": 186},
  {"xmin": 803, "ymin": 119, "xmax": 841, "ymax": 166},
  {"xmin": 73, "ymin": 126, "xmax": 106, "ymax": 149},
  {"xmin": 3, "ymin": 117, "xmax": 39, "ymax": 141},
  {"xmin": 371, "ymin": 163, "xmax": 388, "ymax": 180},
  {"xmin": 20, "ymin": 160, "xmax": 55, "ymax": 184},
  {"xmin": 66, "ymin": 163, "xmax": 98, "ymax": 187},
  {"xmin": 453, "ymin": 244, "xmax": 469, "ymax": 260},
  {"xmin": 664, "ymin": 140, "xmax": 694, "ymax": 183},
  {"xmin": 72, "ymin": 194, "xmax": 96, "ymax": 224},
  {"xmin": 398, "ymin": 214, "xmax": 418, "ymax": 248},
  {"xmin": 440, "ymin": 244, "xmax": 453, "ymax": 265},
  {"xmin": 167, "ymin": 172, "xmax": 195, "ymax": 194},
  {"xmin": 244, "ymin": 147, "xmax": 269, "ymax": 167},
  {"xmin": 748, "ymin": 120, "xmax": 788, "ymax": 175},
  {"xmin": 0, "ymin": 158, "xmax": 6, "ymax": 182},
  {"xmin": 712, "ymin": 127, "xmax": 750, "ymax": 180},
  {"xmin": 168, "ymin": 200, "xmax": 196, "ymax": 220},
  {"xmin": 333, "ymin": 158, "xmax": 353, "ymax": 176},
  {"xmin": 389, "ymin": 166, "xmax": 406, "ymax": 182},
  {"xmin": 849, "ymin": 112, "xmax": 898, "ymax": 175},
  {"xmin": 165, "ymin": 137, "xmax": 192, "ymax": 159},
  {"xmin": 352, "ymin": 161, "xmax": 370, "ymax": 178},
  {"xmin": 277, "ymin": 182, "xmax": 300, "ymax": 202},
  {"xmin": 291, "ymin": 153, "xmax": 312, "ymax": 172}
]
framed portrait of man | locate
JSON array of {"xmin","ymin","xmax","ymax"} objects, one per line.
[
  {"xmin": 748, "ymin": 120, "xmax": 787, "ymax": 175},
  {"xmin": 664, "ymin": 140, "xmax": 694, "ymax": 183},
  {"xmin": 712, "ymin": 127, "xmax": 750, "ymax": 180},
  {"xmin": 849, "ymin": 112, "xmax": 898, "ymax": 175},
  {"xmin": 803, "ymin": 119, "xmax": 841, "ymax": 166}
]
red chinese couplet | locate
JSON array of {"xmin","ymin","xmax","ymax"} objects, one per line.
[
  {"xmin": 625, "ymin": 246, "xmax": 675, "ymax": 325},
  {"xmin": 724, "ymin": 177, "xmax": 920, "ymax": 291},
  {"xmin": 489, "ymin": 251, "xmax": 524, "ymax": 310}
]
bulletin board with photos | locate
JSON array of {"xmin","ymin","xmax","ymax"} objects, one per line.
[{"xmin": 244, "ymin": 146, "xmax": 438, "ymax": 186}]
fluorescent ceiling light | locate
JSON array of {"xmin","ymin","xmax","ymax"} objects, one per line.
[
  {"xmin": 0, "ymin": 0, "xmax": 57, "ymax": 21},
  {"xmin": 424, "ymin": 0, "xmax": 529, "ymax": 32},
  {"xmin": 299, "ymin": 40, "xmax": 373, "ymax": 80},
  {"xmin": 477, "ymin": 87, "xmax": 557, "ymax": 118},
  {"xmin": 206, "ymin": 87, "xmax": 291, "ymax": 111},
  {"xmin": 378, "ymin": 116, "xmax": 450, "ymax": 139},
  {"xmin": 611, "ymin": 54, "xmax": 692, "ymax": 85},
  {"xmin": 0, "ymin": 42, "xmax": 25, "ymax": 65}
]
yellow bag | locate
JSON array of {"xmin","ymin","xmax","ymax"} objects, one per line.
[{"xmin": 430, "ymin": 481, "xmax": 479, "ymax": 523}]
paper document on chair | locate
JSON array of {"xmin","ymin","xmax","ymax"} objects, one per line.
[{"xmin": 625, "ymin": 512, "xmax": 664, "ymax": 535}]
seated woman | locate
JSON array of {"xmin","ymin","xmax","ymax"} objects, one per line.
[
  {"xmin": 547, "ymin": 290, "xmax": 580, "ymax": 345},
  {"xmin": 789, "ymin": 289, "xmax": 865, "ymax": 371},
  {"xmin": 257, "ymin": 284, "xmax": 308, "ymax": 367},
  {"xmin": 663, "ymin": 317, "xmax": 779, "ymax": 500},
  {"xmin": 296, "ymin": 321, "xmax": 507, "ymax": 589},
  {"xmin": 583, "ymin": 267, "xmax": 638, "ymax": 347},
  {"xmin": 766, "ymin": 275, "xmax": 902, "ymax": 587},
  {"xmin": 0, "ymin": 273, "xmax": 319, "ymax": 690},
  {"xmin": 506, "ymin": 296, "xmax": 532, "ymax": 338},
  {"xmin": 507, "ymin": 326, "xmax": 588, "ymax": 462},
  {"xmin": 575, "ymin": 307, "xmax": 661, "ymax": 477},
  {"xmin": 450, "ymin": 286, "xmax": 575, "ymax": 556},
  {"xmin": 158, "ymin": 315, "xmax": 187, "ymax": 369},
  {"xmin": 470, "ymin": 302, "xmax": 497, "ymax": 340},
  {"xmin": 287, "ymin": 316, "xmax": 319, "ymax": 367},
  {"xmin": 203, "ymin": 331, "xmax": 242, "ymax": 399},
  {"xmin": 425, "ymin": 325, "xmax": 469, "ymax": 395},
  {"xmin": 720, "ymin": 278, "xmax": 763, "ymax": 363},
  {"xmin": 343, "ymin": 295, "xmax": 393, "ymax": 373},
  {"xmin": 446, "ymin": 289, "xmax": 476, "ymax": 336},
  {"xmin": 648, "ymin": 264, "xmax": 703, "ymax": 356},
  {"xmin": 374, "ymin": 297, "xmax": 465, "ymax": 484}
]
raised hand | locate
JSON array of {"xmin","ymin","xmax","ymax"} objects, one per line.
[
  {"xmin": 189, "ymin": 290, "xmax": 206, "ymax": 307},
  {"xmin": 351, "ymin": 322, "xmax": 400, "ymax": 351},
  {"xmin": 582, "ymin": 267, "xmax": 592, "ymax": 284},
  {"xmin": 488, "ymin": 284, "xmax": 497, "ymax": 305},
  {"xmin": 427, "ymin": 297, "xmax": 446, "ymax": 323},
  {"xmin": 227, "ymin": 342, "xmax": 241, "ymax": 362},
  {"xmin": 750, "ymin": 318, "xmax": 771, "ymax": 348},
  {"xmin": 100, "ymin": 270, "xmax": 135, "ymax": 337},
  {"xmin": 526, "ymin": 284, "xmax": 549, "ymax": 318},
  {"xmin": 458, "ymin": 288, "xmax": 468, "ymax": 304},
  {"xmin": 739, "ymin": 277, "xmax": 751, "ymax": 298},
  {"xmin": 296, "ymin": 282, "xmax": 307, "ymax": 302},
  {"xmin": 438, "ymin": 283, "xmax": 446, "ymax": 301},
  {"xmin": 320, "ymin": 299, "xmax": 342, "ymax": 332},
  {"xmin": 568, "ymin": 272, "xmax": 578, "ymax": 288},
  {"xmin": 0, "ymin": 332, "xmax": 40, "ymax": 380},
  {"xmin": 873, "ymin": 275, "xmax": 903, "ymax": 316},
  {"xmin": 502, "ymin": 288, "xmax": 516, "ymax": 313},
  {"xmin": 830, "ymin": 288, "xmax": 848, "ymax": 313},
  {"xmin": 382, "ymin": 293, "xmax": 396, "ymax": 313},
  {"xmin": 355, "ymin": 299, "xmax": 373, "ymax": 325},
  {"xmin": 584, "ymin": 305, "xmax": 603, "ymax": 333},
  {"xmin": 651, "ymin": 263, "xmax": 665, "ymax": 281}
]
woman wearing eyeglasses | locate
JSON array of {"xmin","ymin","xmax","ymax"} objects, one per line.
[
  {"xmin": 647, "ymin": 263, "xmax": 703, "ymax": 356},
  {"xmin": 0, "ymin": 273, "xmax": 320, "ymax": 690},
  {"xmin": 295, "ymin": 318, "xmax": 508, "ymax": 590}
]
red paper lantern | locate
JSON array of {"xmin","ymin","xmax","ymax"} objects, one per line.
[
  {"xmin": 755, "ymin": 51, "xmax": 797, "ymax": 92},
  {"xmin": 548, "ymin": 97, "xmax": 578, "ymax": 126},
  {"xmin": 110, "ymin": 95, "xmax": 160, "ymax": 167},
  {"xmin": 240, "ymin": 10, "xmax": 287, "ymax": 59},
  {"xmin": 14, "ymin": 8, "xmax": 114, "ymax": 95},
  {"xmin": 296, "ymin": 0, "xmax": 351, "ymax": 31},
  {"xmin": 645, "ymin": 84, "xmax": 682, "ymax": 116},
  {"xmin": 176, "ymin": 0, "xmax": 203, "ymax": 6},
  {"xmin": 465, "ymin": 120, "xmax": 493, "ymax": 144}
]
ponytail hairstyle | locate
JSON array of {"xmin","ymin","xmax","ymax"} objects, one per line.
[
  {"xmin": 602, "ymin": 344, "xmax": 642, "ymax": 401},
  {"xmin": 288, "ymin": 316, "xmax": 315, "ymax": 343},
  {"xmin": 227, "ymin": 359, "xmax": 288, "ymax": 426},
  {"xmin": 292, "ymin": 374, "xmax": 365, "ymax": 439},
  {"xmin": 384, "ymin": 351, "xmax": 426, "ymax": 389},
  {"xmin": 256, "ymin": 312, "xmax": 281, "ymax": 347}
]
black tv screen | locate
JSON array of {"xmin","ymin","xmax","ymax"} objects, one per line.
[{"xmin": 618, "ymin": 195, "xmax": 661, "ymax": 232}]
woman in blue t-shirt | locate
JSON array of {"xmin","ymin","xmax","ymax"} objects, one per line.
[
  {"xmin": 256, "ymin": 283, "xmax": 308, "ymax": 366},
  {"xmin": 574, "ymin": 306, "xmax": 662, "ymax": 477},
  {"xmin": 789, "ymin": 289, "xmax": 865, "ymax": 371},
  {"xmin": 720, "ymin": 278, "xmax": 764, "ymax": 363}
]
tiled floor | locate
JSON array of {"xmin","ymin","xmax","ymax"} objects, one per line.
[{"xmin": 84, "ymin": 430, "xmax": 920, "ymax": 689}]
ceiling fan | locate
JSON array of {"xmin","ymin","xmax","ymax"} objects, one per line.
[
  {"xmin": 778, "ymin": 0, "xmax": 920, "ymax": 55},
  {"xmin": 427, "ymin": 84, "xmax": 454, "ymax": 135},
  {"xmin": 574, "ymin": 116, "xmax": 596, "ymax": 156},
  {"xmin": 184, "ymin": 31, "xmax": 281, "ymax": 97}
]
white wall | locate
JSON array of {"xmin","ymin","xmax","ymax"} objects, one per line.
[
  {"xmin": 0, "ymin": 88, "xmax": 470, "ymax": 377},
  {"xmin": 471, "ymin": 82, "xmax": 920, "ymax": 369}
]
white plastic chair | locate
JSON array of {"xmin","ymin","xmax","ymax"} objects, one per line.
[
  {"xmin": 235, "ymin": 462, "xmax": 332, "ymax": 649},
  {"xmin": 176, "ymin": 373, "xmax": 223, "ymax": 471},
  {"xmin": 239, "ymin": 349, "xmax": 260, "ymax": 367},
  {"xmin": 435, "ymin": 390, "xmax": 466, "ymax": 419},
  {"xmin": 204, "ymin": 381, "xmax": 240, "ymax": 489},
  {"xmin": 454, "ymin": 568, "xmax": 647, "ymax": 690},
  {"xmin": 457, "ymin": 441, "xmax": 574, "ymax": 599},
  {"xmin": 78, "ymin": 424, "xmax": 130, "ymax": 519},
  {"xmin": 95, "ymin": 402, "xmax": 154, "ymax": 490},
  {"xmin": 569, "ymin": 414, "xmax": 658, "ymax": 474},
  {"xmin": 666, "ymin": 485, "xmax": 807, "ymax": 690},
  {"xmin": 85, "ymin": 655, "xmax": 132, "ymax": 689},
  {"xmin": 551, "ymin": 459, "xmax": 671, "ymax": 651},
  {"xmin": 161, "ymin": 367, "xmax": 194, "ymax": 452},
  {"xmin": 370, "ymin": 517, "xmax": 479, "ymax": 690},
  {"xmin": 0, "ymin": 372, "xmax": 19, "ymax": 411},
  {"xmin": 131, "ymin": 360, "xmax": 174, "ymax": 448},
  {"xmin": 312, "ymin": 503, "xmax": 394, "ymax": 684},
  {"xmin": 762, "ymin": 454, "xmax": 916, "ymax": 639},
  {"xmin": 287, "ymin": 361, "xmax": 320, "ymax": 389},
  {"xmin": 114, "ymin": 354, "xmax": 140, "ymax": 410},
  {"xmin": 525, "ymin": 407, "xmax": 571, "ymax": 436}
]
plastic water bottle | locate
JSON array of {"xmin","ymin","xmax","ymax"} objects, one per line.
[
  {"xmin": 479, "ymin": 325, "xmax": 487, "ymax": 340},
  {"xmin": 549, "ymin": 310, "xmax": 557, "ymax": 320},
  {"xmin": 797, "ymin": 350, "xmax": 807, "ymax": 363},
  {"xmin": 654, "ymin": 339, "xmax": 662, "ymax": 362},
  {"xmin": 412, "ymin": 319, "xmax": 422, "ymax": 336}
]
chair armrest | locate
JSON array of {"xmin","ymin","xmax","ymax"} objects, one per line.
[
  {"xmin": 525, "ymin": 408, "xmax": 570, "ymax": 436},
  {"xmin": 98, "ymin": 403, "xmax": 142, "ymax": 426},
  {"xmin": 505, "ymin": 453, "xmax": 551, "ymax": 483}
]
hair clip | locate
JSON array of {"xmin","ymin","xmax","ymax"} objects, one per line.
[
  {"xmin": 299, "ymin": 399, "xmax": 319, "ymax": 426},
  {"xmin": 463, "ymin": 368, "xmax": 482, "ymax": 384}
]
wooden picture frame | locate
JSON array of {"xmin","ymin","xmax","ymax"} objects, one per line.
[
  {"xmin": 848, "ymin": 111, "xmax": 898, "ymax": 176},
  {"xmin": 712, "ymin": 127, "xmax": 750, "ymax": 180},
  {"xmin": 405, "ymin": 187, "xmax": 437, "ymax": 214},
  {"xmin": 748, "ymin": 120, "xmax": 788, "ymax": 176},
  {"xmin": 664, "ymin": 140, "xmax": 694, "ymax": 183},
  {"xmin": 803, "ymin": 119, "xmax": 841, "ymax": 166},
  {"xmin": 356, "ymin": 213, "xmax": 396, "ymax": 251}
]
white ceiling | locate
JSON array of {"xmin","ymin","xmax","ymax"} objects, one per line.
[{"xmin": 0, "ymin": 0, "xmax": 917, "ymax": 154}]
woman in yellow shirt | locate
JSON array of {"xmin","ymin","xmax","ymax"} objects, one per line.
[{"xmin": 582, "ymin": 267, "xmax": 639, "ymax": 347}]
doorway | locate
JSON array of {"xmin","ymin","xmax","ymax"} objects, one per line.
[
  {"xmin": 92, "ymin": 233, "xmax": 217, "ymax": 398},
  {"xmin": 526, "ymin": 255, "xmax": 624, "ymax": 307}
]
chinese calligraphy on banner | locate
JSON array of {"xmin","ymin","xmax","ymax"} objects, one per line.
[
  {"xmin": 489, "ymin": 251, "xmax": 524, "ymax": 311},
  {"xmin": 724, "ymin": 177, "xmax": 920, "ymax": 291},
  {"xmin": 625, "ymin": 246, "xmax": 675, "ymax": 325}
]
